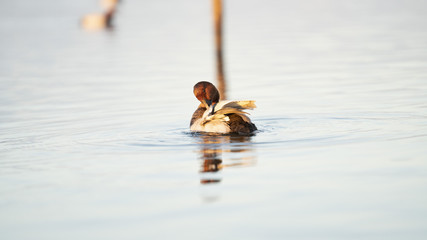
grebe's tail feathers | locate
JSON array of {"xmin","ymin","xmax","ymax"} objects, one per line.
[
  {"xmin": 210, "ymin": 100, "xmax": 256, "ymax": 124},
  {"xmin": 220, "ymin": 100, "xmax": 256, "ymax": 110}
]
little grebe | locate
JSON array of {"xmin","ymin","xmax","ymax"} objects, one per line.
[{"xmin": 190, "ymin": 81, "xmax": 257, "ymax": 134}]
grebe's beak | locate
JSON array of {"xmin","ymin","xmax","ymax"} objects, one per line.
[
  {"xmin": 203, "ymin": 99, "xmax": 217, "ymax": 115},
  {"xmin": 210, "ymin": 102, "xmax": 217, "ymax": 115}
]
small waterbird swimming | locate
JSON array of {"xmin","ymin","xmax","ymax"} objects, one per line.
[
  {"xmin": 81, "ymin": 0, "xmax": 118, "ymax": 30},
  {"xmin": 190, "ymin": 81, "xmax": 257, "ymax": 134}
]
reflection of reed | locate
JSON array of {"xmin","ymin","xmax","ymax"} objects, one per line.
[{"xmin": 195, "ymin": 134, "xmax": 256, "ymax": 184}]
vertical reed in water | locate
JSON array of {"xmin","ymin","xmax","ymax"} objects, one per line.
[{"xmin": 212, "ymin": 0, "xmax": 227, "ymax": 99}]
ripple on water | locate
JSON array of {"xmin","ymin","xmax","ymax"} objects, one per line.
[{"xmin": 253, "ymin": 113, "xmax": 427, "ymax": 149}]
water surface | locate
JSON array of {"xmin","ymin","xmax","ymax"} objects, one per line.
[{"xmin": 1, "ymin": 0, "xmax": 427, "ymax": 239}]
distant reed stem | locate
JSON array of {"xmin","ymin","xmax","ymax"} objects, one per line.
[{"xmin": 213, "ymin": 0, "xmax": 227, "ymax": 99}]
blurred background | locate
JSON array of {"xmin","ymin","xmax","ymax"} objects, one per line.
[{"xmin": 1, "ymin": 0, "xmax": 427, "ymax": 239}]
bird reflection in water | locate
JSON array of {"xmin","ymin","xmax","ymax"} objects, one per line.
[{"xmin": 193, "ymin": 134, "xmax": 256, "ymax": 184}]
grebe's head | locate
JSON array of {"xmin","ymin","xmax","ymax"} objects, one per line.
[{"xmin": 193, "ymin": 81, "xmax": 220, "ymax": 114}]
